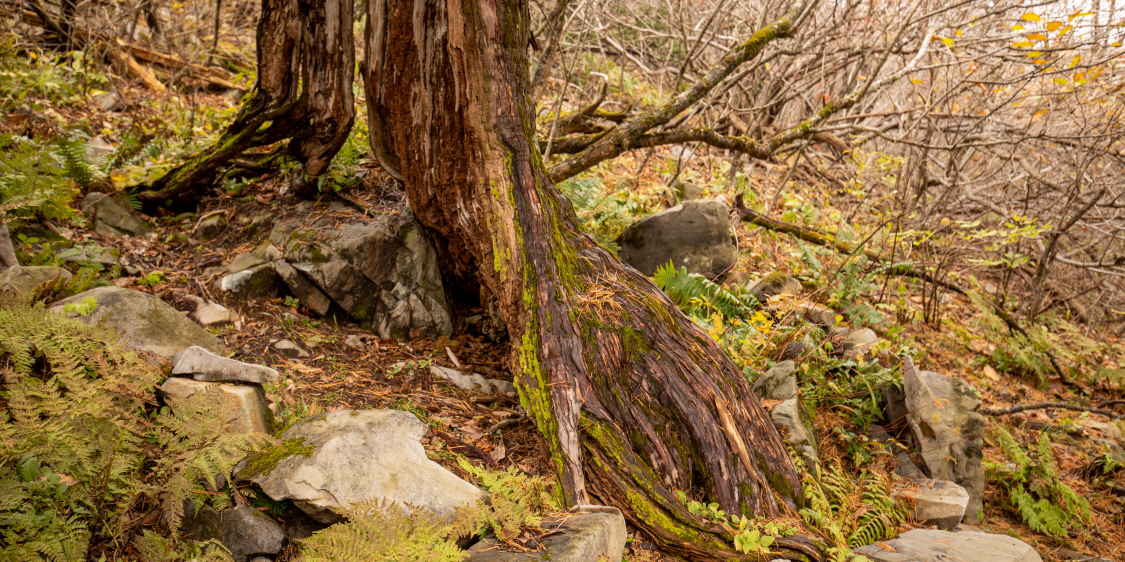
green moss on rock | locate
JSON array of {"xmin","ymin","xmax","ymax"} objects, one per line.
[{"xmin": 237, "ymin": 437, "xmax": 315, "ymax": 480}]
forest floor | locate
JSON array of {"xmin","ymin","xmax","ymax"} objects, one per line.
[{"xmin": 3, "ymin": 55, "xmax": 1124, "ymax": 562}]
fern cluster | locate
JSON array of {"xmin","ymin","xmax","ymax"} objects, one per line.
[
  {"xmin": 798, "ymin": 461, "xmax": 903, "ymax": 561},
  {"xmin": 986, "ymin": 427, "xmax": 1090, "ymax": 538},
  {"xmin": 298, "ymin": 459, "xmax": 559, "ymax": 562},
  {"xmin": 0, "ymin": 295, "xmax": 271, "ymax": 561}
]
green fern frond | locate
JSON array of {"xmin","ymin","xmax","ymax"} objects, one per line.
[{"xmin": 654, "ymin": 261, "xmax": 754, "ymax": 318}]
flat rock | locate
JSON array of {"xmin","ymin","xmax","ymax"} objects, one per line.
[
  {"xmin": 853, "ymin": 529, "xmax": 1041, "ymax": 562},
  {"xmin": 903, "ymin": 357, "xmax": 986, "ymax": 522},
  {"xmin": 466, "ymin": 506, "xmax": 626, "ymax": 562},
  {"xmin": 0, "ymin": 265, "xmax": 71, "ymax": 294},
  {"xmin": 429, "ymin": 365, "xmax": 515, "ymax": 395},
  {"xmin": 220, "ymin": 506, "xmax": 286, "ymax": 562},
  {"xmin": 615, "ymin": 199, "xmax": 736, "ymax": 279},
  {"xmin": 893, "ymin": 479, "xmax": 969, "ymax": 530},
  {"xmin": 753, "ymin": 360, "xmax": 797, "ymax": 401},
  {"xmin": 160, "ymin": 378, "xmax": 271, "ymax": 434},
  {"xmin": 246, "ymin": 409, "xmax": 484, "ymax": 524},
  {"xmin": 220, "ymin": 264, "xmax": 278, "ymax": 300},
  {"xmin": 51, "ymin": 287, "xmax": 225, "ymax": 358},
  {"xmin": 172, "ymin": 346, "xmax": 279, "ymax": 384},
  {"xmin": 80, "ymin": 192, "xmax": 148, "ymax": 237},
  {"xmin": 228, "ymin": 252, "xmax": 267, "ymax": 274},
  {"xmin": 273, "ymin": 339, "xmax": 309, "ymax": 358},
  {"xmin": 195, "ymin": 302, "xmax": 233, "ymax": 326}
]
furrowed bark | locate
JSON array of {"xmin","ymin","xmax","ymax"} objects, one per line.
[
  {"xmin": 139, "ymin": 0, "xmax": 354, "ymax": 205},
  {"xmin": 365, "ymin": 1, "xmax": 810, "ymax": 559}
]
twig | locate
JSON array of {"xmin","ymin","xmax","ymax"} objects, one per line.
[
  {"xmin": 434, "ymin": 430, "xmax": 498, "ymax": 468},
  {"xmin": 981, "ymin": 402, "xmax": 1121, "ymax": 419}
]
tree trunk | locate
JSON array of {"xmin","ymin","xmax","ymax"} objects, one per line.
[
  {"xmin": 139, "ymin": 0, "xmax": 354, "ymax": 206},
  {"xmin": 364, "ymin": 1, "xmax": 812, "ymax": 559}
]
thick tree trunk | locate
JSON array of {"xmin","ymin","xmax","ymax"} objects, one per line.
[
  {"xmin": 364, "ymin": 1, "xmax": 812, "ymax": 559},
  {"xmin": 139, "ymin": 0, "xmax": 354, "ymax": 205}
]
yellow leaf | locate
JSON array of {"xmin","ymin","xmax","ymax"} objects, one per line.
[
  {"xmin": 1068, "ymin": 11, "xmax": 1094, "ymax": 21},
  {"xmin": 1046, "ymin": 21, "xmax": 1062, "ymax": 31},
  {"xmin": 1035, "ymin": 109, "xmax": 1049, "ymax": 116},
  {"xmin": 910, "ymin": 78, "xmax": 924, "ymax": 84},
  {"xmin": 1026, "ymin": 33, "xmax": 1048, "ymax": 41},
  {"xmin": 1027, "ymin": 51, "xmax": 1043, "ymax": 57},
  {"xmin": 1022, "ymin": 12, "xmax": 1040, "ymax": 22},
  {"xmin": 1058, "ymin": 25, "xmax": 1073, "ymax": 36},
  {"xmin": 1074, "ymin": 78, "xmax": 1087, "ymax": 85},
  {"xmin": 934, "ymin": 36, "xmax": 955, "ymax": 46},
  {"xmin": 1011, "ymin": 41, "xmax": 1035, "ymax": 48},
  {"xmin": 956, "ymin": 29, "xmax": 963, "ymax": 36},
  {"xmin": 1053, "ymin": 77, "xmax": 1067, "ymax": 85},
  {"xmin": 1070, "ymin": 56, "xmax": 1082, "ymax": 68},
  {"xmin": 1011, "ymin": 24, "xmax": 1026, "ymax": 30},
  {"xmin": 1033, "ymin": 59, "xmax": 1048, "ymax": 65},
  {"xmin": 1111, "ymin": 41, "xmax": 1124, "ymax": 47}
]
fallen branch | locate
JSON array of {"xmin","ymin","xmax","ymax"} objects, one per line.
[
  {"xmin": 981, "ymin": 402, "xmax": 1120, "ymax": 419},
  {"xmin": 433, "ymin": 430, "xmax": 498, "ymax": 468}
]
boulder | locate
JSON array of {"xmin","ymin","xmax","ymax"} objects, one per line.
[
  {"xmin": 892, "ymin": 479, "xmax": 969, "ymax": 530},
  {"xmin": 615, "ymin": 199, "xmax": 736, "ymax": 279},
  {"xmin": 466, "ymin": 506, "xmax": 627, "ymax": 562},
  {"xmin": 219, "ymin": 264, "xmax": 279, "ymax": 300},
  {"xmin": 853, "ymin": 529, "xmax": 1041, "ymax": 562},
  {"xmin": 428, "ymin": 365, "xmax": 515, "ymax": 395},
  {"xmin": 749, "ymin": 272, "xmax": 801, "ymax": 302},
  {"xmin": 271, "ymin": 210, "xmax": 452, "ymax": 338},
  {"xmin": 171, "ymin": 346, "xmax": 279, "ymax": 384},
  {"xmin": 219, "ymin": 506, "xmax": 286, "ymax": 562},
  {"xmin": 0, "ymin": 265, "xmax": 71, "ymax": 294},
  {"xmin": 769, "ymin": 398, "xmax": 819, "ymax": 471},
  {"xmin": 160, "ymin": 378, "xmax": 271, "ymax": 434},
  {"xmin": 274, "ymin": 260, "xmax": 332, "ymax": 316},
  {"xmin": 51, "ymin": 287, "xmax": 225, "ymax": 358},
  {"xmin": 902, "ymin": 357, "xmax": 986, "ymax": 522},
  {"xmin": 753, "ymin": 361, "xmax": 797, "ymax": 401},
  {"xmin": 244, "ymin": 409, "xmax": 484, "ymax": 524},
  {"xmin": 839, "ymin": 328, "xmax": 879, "ymax": 359},
  {"xmin": 80, "ymin": 192, "xmax": 149, "ymax": 237}
]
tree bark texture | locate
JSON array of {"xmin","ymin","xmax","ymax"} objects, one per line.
[
  {"xmin": 140, "ymin": 0, "xmax": 354, "ymax": 205},
  {"xmin": 364, "ymin": 1, "xmax": 809, "ymax": 559}
]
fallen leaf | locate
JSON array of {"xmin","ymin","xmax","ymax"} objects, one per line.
[{"xmin": 490, "ymin": 438, "xmax": 506, "ymax": 463}]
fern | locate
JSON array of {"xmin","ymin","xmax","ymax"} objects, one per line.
[
  {"xmin": 0, "ymin": 295, "xmax": 269, "ymax": 559},
  {"xmin": 298, "ymin": 499, "xmax": 466, "ymax": 562},
  {"xmin": 986, "ymin": 427, "xmax": 1090, "ymax": 538},
  {"xmin": 798, "ymin": 461, "xmax": 903, "ymax": 554},
  {"xmin": 452, "ymin": 459, "xmax": 559, "ymax": 541},
  {"xmin": 653, "ymin": 261, "xmax": 755, "ymax": 318},
  {"xmin": 0, "ymin": 134, "xmax": 78, "ymax": 223}
]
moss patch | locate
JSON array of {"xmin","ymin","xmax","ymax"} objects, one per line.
[{"xmin": 237, "ymin": 437, "xmax": 315, "ymax": 480}]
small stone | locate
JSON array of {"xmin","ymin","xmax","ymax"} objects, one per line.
[
  {"xmin": 172, "ymin": 346, "xmax": 279, "ymax": 384},
  {"xmin": 160, "ymin": 378, "xmax": 270, "ymax": 434},
  {"xmin": 219, "ymin": 264, "xmax": 278, "ymax": 300},
  {"xmin": 893, "ymin": 479, "xmax": 969, "ymax": 530},
  {"xmin": 256, "ymin": 242, "xmax": 283, "ymax": 262},
  {"xmin": 195, "ymin": 214, "xmax": 227, "ymax": 241},
  {"xmin": 853, "ymin": 529, "xmax": 1041, "ymax": 562},
  {"xmin": 227, "ymin": 252, "xmax": 267, "ymax": 274},
  {"xmin": 840, "ymin": 328, "xmax": 878, "ymax": 358},
  {"xmin": 80, "ymin": 192, "xmax": 149, "ymax": 237},
  {"xmin": 246, "ymin": 212, "xmax": 275, "ymax": 237},
  {"xmin": 778, "ymin": 341, "xmax": 806, "ymax": 362},
  {"xmin": 195, "ymin": 302, "xmax": 233, "ymax": 326},
  {"xmin": 92, "ymin": 92, "xmax": 123, "ymax": 112},
  {"xmin": 798, "ymin": 302, "xmax": 836, "ymax": 326},
  {"xmin": 749, "ymin": 272, "xmax": 802, "ymax": 302},
  {"xmin": 344, "ymin": 335, "xmax": 366, "ymax": 351},
  {"xmin": 753, "ymin": 361, "xmax": 797, "ymax": 401},
  {"xmin": 466, "ymin": 506, "xmax": 627, "ymax": 562},
  {"xmin": 273, "ymin": 339, "xmax": 309, "ymax": 358},
  {"xmin": 427, "ymin": 364, "xmax": 515, "ymax": 394},
  {"xmin": 220, "ymin": 506, "xmax": 286, "ymax": 562},
  {"xmin": 84, "ymin": 136, "xmax": 116, "ymax": 161}
]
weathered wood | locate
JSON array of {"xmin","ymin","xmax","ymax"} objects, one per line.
[{"xmin": 364, "ymin": 1, "xmax": 809, "ymax": 559}]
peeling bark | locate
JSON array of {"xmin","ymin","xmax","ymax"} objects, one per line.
[{"xmin": 364, "ymin": 1, "xmax": 809, "ymax": 559}]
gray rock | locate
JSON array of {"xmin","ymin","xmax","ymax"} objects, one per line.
[
  {"xmin": 195, "ymin": 214, "xmax": 227, "ymax": 241},
  {"xmin": 903, "ymin": 357, "xmax": 986, "ymax": 523},
  {"xmin": 51, "ymin": 287, "xmax": 225, "ymax": 358},
  {"xmin": 227, "ymin": 252, "xmax": 267, "ymax": 274},
  {"xmin": 466, "ymin": 506, "xmax": 626, "ymax": 562},
  {"xmin": 247, "ymin": 409, "xmax": 485, "ymax": 524},
  {"xmin": 749, "ymin": 272, "xmax": 801, "ymax": 302},
  {"xmin": 853, "ymin": 529, "xmax": 1041, "ymax": 562},
  {"xmin": 428, "ymin": 365, "xmax": 515, "ymax": 395},
  {"xmin": 84, "ymin": 136, "xmax": 116, "ymax": 161},
  {"xmin": 893, "ymin": 479, "xmax": 969, "ymax": 530},
  {"xmin": 246, "ymin": 212, "xmax": 275, "ymax": 237},
  {"xmin": 249, "ymin": 558, "xmax": 273, "ymax": 562},
  {"xmin": 172, "ymin": 346, "xmax": 279, "ymax": 384},
  {"xmin": 80, "ymin": 192, "xmax": 149, "ymax": 237},
  {"xmin": 195, "ymin": 302, "xmax": 233, "ymax": 326},
  {"xmin": 869, "ymin": 425, "xmax": 923, "ymax": 479},
  {"xmin": 753, "ymin": 361, "xmax": 797, "ymax": 401},
  {"xmin": 58, "ymin": 245, "xmax": 120, "ymax": 266},
  {"xmin": 220, "ymin": 506, "xmax": 286, "ymax": 562},
  {"xmin": 274, "ymin": 260, "xmax": 331, "ymax": 316},
  {"xmin": 272, "ymin": 210, "xmax": 452, "ymax": 338},
  {"xmin": 778, "ymin": 341, "xmax": 806, "ymax": 362},
  {"xmin": 769, "ymin": 398, "xmax": 819, "ymax": 471},
  {"xmin": 283, "ymin": 511, "xmax": 328, "ymax": 540},
  {"xmin": 92, "ymin": 92, "xmax": 122, "ymax": 112},
  {"xmin": 273, "ymin": 339, "xmax": 309, "ymax": 358},
  {"xmin": 615, "ymin": 199, "xmax": 736, "ymax": 279},
  {"xmin": 798, "ymin": 302, "xmax": 836, "ymax": 326},
  {"xmin": 0, "ymin": 265, "xmax": 71, "ymax": 294},
  {"xmin": 181, "ymin": 503, "xmax": 222, "ymax": 543},
  {"xmin": 256, "ymin": 243, "xmax": 283, "ymax": 262},
  {"xmin": 344, "ymin": 334, "xmax": 366, "ymax": 351},
  {"xmin": 160, "ymin": 378, "xmax": 271, "ymax": 434},
  {"xmin": 840, "ymin": 328, "xmax": 879, "ymax": 359},
  {"xmin": 220, "ymin": 264, "xmax": 278, "ymax": 300}
]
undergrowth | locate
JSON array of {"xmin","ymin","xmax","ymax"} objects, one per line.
[{"xmin": 986, "ymin": 427, "xmax": 1090, "ymax": 538}]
